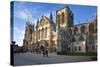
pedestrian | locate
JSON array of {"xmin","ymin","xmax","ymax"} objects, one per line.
[
  {"xmin": 40, "ymin": 45, "xmax": 46, "ymax": 57},
  {"xmin": 45, "ymin": 47, "xmax": 48, "ymax": 57},
  {"xmin": 36, "ymin": 47, "xmax": 39, "ymax": 55},
  {"xmin": 38, "ymin": 47, "xmax": 41, "ymax": 54},
  {"xmin": 43, "ymin": 49, "xmax": 45, "ymax": 57}
]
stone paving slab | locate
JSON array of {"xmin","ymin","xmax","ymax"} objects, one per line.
[{"xmin": 14, "ymin": 52, "xmax": 96, "ymax": 66}]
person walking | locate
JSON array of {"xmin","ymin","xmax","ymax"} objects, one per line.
[
  {"xmin": 43, "ymin": 49, "xmax": 45, "ymax": 57},
  {"xmin": 36, "ymin": 47, "xmax": 39, "ymax": 55},
  {"xmin": 45, "ymin": 47, "xmax": 48, "ymax": 57}
]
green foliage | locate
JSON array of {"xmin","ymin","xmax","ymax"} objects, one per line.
[{"xmin": 57, "ymin": 52, "xmax": 97, "ymax": 56}]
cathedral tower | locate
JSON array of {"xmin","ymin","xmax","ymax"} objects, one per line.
[{"xmin": 56, "ymin": 5, "xmax": 74, "ymax": 31}]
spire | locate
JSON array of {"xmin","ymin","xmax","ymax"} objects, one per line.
[
  {"xmin": 50, "ymin": 12, "xmax": 53, "ymax": 24},
  {"xmin": 37, "ymin": 18, "xmax": 39, "ymax": 24},
  {"xmin": 65, "ymin": 5, "xmax": 69, "ymax": 8},
  {"xmin": 64, "ymin": 5, "xmax": 70, "ymax": 10},
  {"xmin": 31, "ymin": 23, "xmax": 35, "ymax": 32},
  {"xmin": 36, "ymin": 19, "xmax": 39, "ymax": 28},
  {"xmin": 26, "ymin": 21, "xmax": 30, "ymax": 25}
]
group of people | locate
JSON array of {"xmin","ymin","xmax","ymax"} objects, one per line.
[{"xmin": 35, "ymin": 45, "xmax": 49, "ymax": 57}]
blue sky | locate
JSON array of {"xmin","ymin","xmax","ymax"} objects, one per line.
[{"xmin": 12, "ymin": 1, "xmax": 97, "ymax": 46}]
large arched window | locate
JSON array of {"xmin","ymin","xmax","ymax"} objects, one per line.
[
  {"xmin": 74, "ymin": 46, "xmax": 77, "ymax": 51},
  {"xmin": 41, "ymin": 28, "xmax": 43, "ymax": 39},
  {"xmin": 62, "ymin": 12, "xmax": 65, "ymax": 24},
  {"xmin": 30, "ymin": 28, "xmax": 32, "ymax": 34},
  {"xmin": 42, "ymin": 28, "xmax": 45, "ymax": 38},
  {"xmin": 39, "ymin": 30, "xmax": 40, "ymax": 39},
  {"xmin": 45, "ymin": 27, "xmax": 47, "ymax": 38},
  {"xmin": 38, "ymin": 30, "xmax": 39, "ymax": 40},
  {"xmin": 93, "ymin": 21, "xmax": 97, "ymax": 33},
  {"xmin": 57, "ymin": 14, "xmax": 60, "ymax": 24},
  {"xmin": 79, "ymin": 46, "xmax": 81, "ymax": 51}
]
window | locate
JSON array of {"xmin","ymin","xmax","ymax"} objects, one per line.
[
  {"xmin": 86, "ymin": 46, "xmax": 88, "ymax": 51},
  {"xmin": 37, "ymin": 30, "xmax": 39, "ymax": 39},
  {"xmin": 70, "ymin": 15, "xmax": 73, "ymax": 27},
  {"xmin": 45, "ymin": 27, "xmax": 47, "ymax": 38},
  {"xmin": 67, "ymin": 48, "xmax": 70, "ymax": 51},
  {"xmin": 69, "ymin": 47, "xmax": 70, "ymax": 51},
  {"xmin": 57, "ymin": 14, "xmax": 60, "ymax": 24},
  {"xmin": 62, "ymin": 13, "xmax": 65, "ymax": 24},
  {"xmin": 75, "ymin": 46, "xmax": 77, "ymax": 51},
  {"xmin": 43, "ymin": 28, "xmax": 44, "ymax": 38},
  {"xmin": 92, "ymin": 45, "xmax": 95, "ymax": 50},
  {"xmin": 41, "ymin": 28, "xmax": 43, "ymax": 39},
  {"xmin": 74, "ymin": 27, "xmax": 78, "ymax": 35},
  {"xmin": 79, "ymin": 46, "xmax": 81, "ymax": 51},
  {"xmin": 39, "ymin": 30, "xmax": 40, "ymax": 39}
]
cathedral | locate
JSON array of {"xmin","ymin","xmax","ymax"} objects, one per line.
[{"xmin": 23, "ymin": 6, "xmax": 97, "ymax": 53}]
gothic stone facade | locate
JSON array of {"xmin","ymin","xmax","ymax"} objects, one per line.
[
  {"xmin": 31, "ymin": 15, "xmax": 57, "ymax": 52},
  {"xmin": 23, "ymin": 6, "xmax": 97, "ymax": 53},
  {"xmin": 56, "ymin": 6, "xmax": 97, "ymax": 53}
]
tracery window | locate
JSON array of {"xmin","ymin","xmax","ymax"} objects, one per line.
[
  {"xmin": 62, "ymin": 12, "xmax": 65, "ymax": 24},
  {"xmin": 45, "ymin": 27, "xmax": 47, "ymax": 38}
]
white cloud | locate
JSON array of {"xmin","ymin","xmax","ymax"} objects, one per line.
[
  {"xmin": 44, "ymin": 13, "xmax": 50, "ymax": 18},
  {"xmin": 14, "ymin": 26, "xmax": 24, "ymax": 34},
  {"xmin": 15, "ymin": 8, "xmax": 33, "ymax": 22},
  {"xmin": 14, "ymin": 3, "xmax": 43, "ymax": 22},
  {"xmin": 14, "ymin": 26, "xmax": 25, "ymax": 46},
  {"xmin": 32, "ymin": 19, "xmax": 37, "ymax": 27}
]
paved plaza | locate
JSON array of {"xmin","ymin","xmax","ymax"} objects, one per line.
[{"xmin": 14, "ymin": 52, "xmax": 96, "ymax": 66}]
